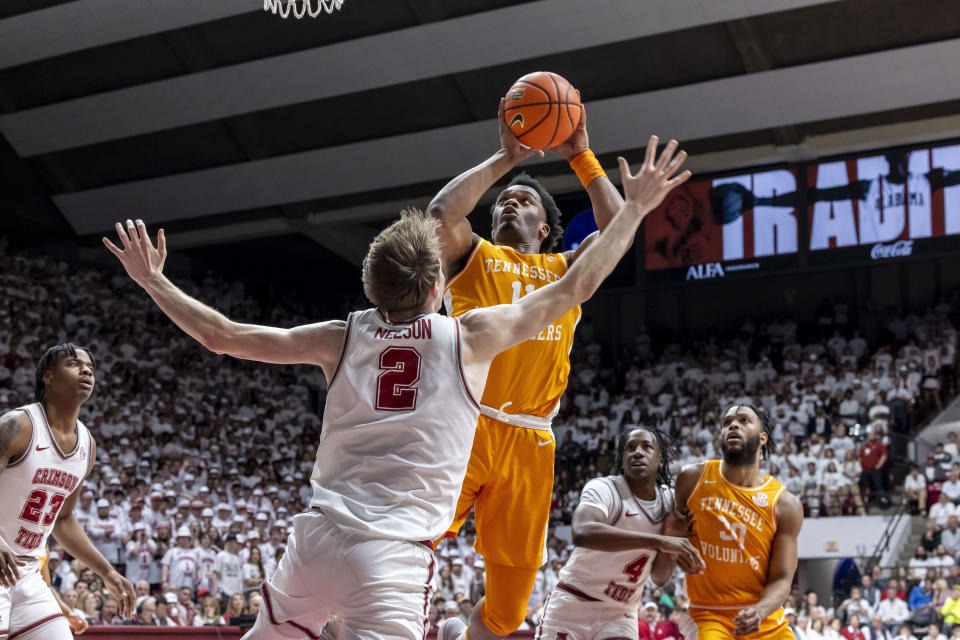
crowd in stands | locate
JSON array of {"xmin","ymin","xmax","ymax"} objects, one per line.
[{"xmin": 1, "ymin": 243, "xmax": 958, "ymax": 631}]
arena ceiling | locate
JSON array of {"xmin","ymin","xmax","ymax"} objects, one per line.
[{"xmin": 1, "ymin": 0, "xmax": 960, "ymax": 266}]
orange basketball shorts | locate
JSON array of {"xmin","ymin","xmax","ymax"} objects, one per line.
[
  {"xmin": 690, "ymin": 607, "xmax": 795, "ymax": 640},
  {"xmin": 441, "ymin": 414, "xmax": 555, "ymax": 569}
]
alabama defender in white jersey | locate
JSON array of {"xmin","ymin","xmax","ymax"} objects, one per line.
[
  {"xmin": 0, "ymin": 344, "xmax": 136, "ymax": 639},
  {"xmin": 537, "ymin": 427, "xmax": 704, "ymax": 640},
  {"xmin": 104, "ymin": 137, "xmax": 691, "ymax": 640}
]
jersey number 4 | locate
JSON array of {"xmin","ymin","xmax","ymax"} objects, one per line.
[
  {"xmin": 19, "ymin": 489, "xmax": 66, "ymax": 527},
  {"xmin": 623, "ymin": 555, "xmax": 650, "ymax": 583},
  {"xmin": 376, "ymin": 347, "xmax": 422, "ymax": 411}
]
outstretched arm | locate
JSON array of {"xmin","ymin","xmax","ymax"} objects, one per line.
[
  {"xmin": 461, "ymin": 135, "xmax": 690, "ymax": 364},
  {"xmin": 733, "ymin": 492, "xmax": 803, "ymax": 635},
  {"xmin": 104, "ymin": 219, "xmax": 345, "ymax": 374},
  {"xmin": 571, "ymin": 504, "xmax": 703, "ymax": 574},
  {"xmin": 427, "ymin": 99, "xmax": 544, "ymax": 275},
  {"xmin": 53, "ymin": 439, "xmax": 136, "ymax": 619}
]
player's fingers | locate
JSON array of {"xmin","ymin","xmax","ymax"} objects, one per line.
[
  {"xmin": 617, "ymin": 156, "xmax": 632, "ymax": 182},
  {"xmin": 664, "ymin": 150, "xmax": 687, "ymax": 178},
  {"xmin": 135, "ymin": 219, "xmax": 151, "ymax": 248},
  {"xmin": 126, "ymin": 219, "xmax": 140, "ymax": 243},
  {"xmin": 656, "ymin": 139, "xmax": 678, "ymax": 171},
  {"xmin": 577, "ymin": 103, "xmax": 587, "ymax": 129},
  {"xmin": 115, "ymin": 222, "xmax": 132, "ymax": 249},
  {"xmin": 102, "ymin": 237, "xmax": 124, "ymax": 258},
  {"xmin": 157, "ymin": 228, "xmax": 167, "ymax": 260},
  {"xmin": 667, "ymin": 170, "xmax": 692, "ymax": 187},
  {"xmin": 644, "ymin": 135, "xmax": 658, "ymax": 167}
]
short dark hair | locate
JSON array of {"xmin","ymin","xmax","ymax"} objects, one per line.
[
  {"xmin": 362, "ymin": 209, "xmax": 441, "ymax": 314},
  {"xmin": 35, "ymin": 343, "xmax": 95, "ymax": 403},
  {"xmin": 493, "ymin": 173, "xmax": 564, "ymax": 253},
  {"xmin": 722, "ymin": 403, "xmax": 774, "ymax": 461},
  {"xmin": 614, "ymin": 425, "xmax": 676, "ymax": 488}
]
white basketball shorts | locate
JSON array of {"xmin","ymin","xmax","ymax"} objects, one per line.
[
  {"xmin": 242, "ymin": 510, "xmax": 436, "ymax": 640},
  {"xmin": 0, "ymin": 559, "xmax": 70, "ymax": 640},
  {"xmin": 537, "ymin": 586, "xmax": 640, "ymax": 640}
]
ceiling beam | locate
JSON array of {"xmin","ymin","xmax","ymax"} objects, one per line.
[
  {"xmin": 0, "ymin": 0, "xmax": 836, "ymax": 156},
  {"xmin": 0, "ymin": 0, "xmax": 253, "ymax": 71},
  {"xmin": 52, "ymin": 38, "xmax": 960, "ymax": 235},
  {"xmin": 143, "ymin": 109, "xmax": 960, "ymax": 250}
]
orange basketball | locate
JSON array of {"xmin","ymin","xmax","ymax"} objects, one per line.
[{"xmin": 503, "ymin": 71, "xmax": 582, "ymax": 150}]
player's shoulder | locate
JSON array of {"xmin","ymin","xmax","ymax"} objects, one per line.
[
  {"xmin": 582, "ymin": 475, "xmax": 618, "ymax": 494},
  {"xmin": 677, "ymin": 461, "xmax": 707, "ymax": 482},
  {"xmin": 774, "ymin": 487, "xmax": 804, "ymax": 530}
]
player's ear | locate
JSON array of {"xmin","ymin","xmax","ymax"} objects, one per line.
[{"xmin": 538, "ymin": 221, "xmax": 550, "ymax": 244}]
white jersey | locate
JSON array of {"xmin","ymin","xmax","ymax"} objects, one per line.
[
  {"xmin": 559, "ymin": 475, "xmax": 674, "ymax": 606},
  {"xmin": 0, "ymin": 403, "xmax": 91, "ymax": 560},
  {"xmin": 163, "ymin": 546, "xmax": 198, "ymax": 590},
  {"xmin": 310, "ymin": 308, "xmax": 480, "ymax": 541}
]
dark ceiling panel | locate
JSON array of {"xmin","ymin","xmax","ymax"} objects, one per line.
[
  {"xmin": 0, "ymin": 36, "xmax": 188, "ymax": 112},
  {"xmin": 0, "ymin": 0, "xmax": 76, "ymax": 21},
  {"xmin": 228, "ymin": 75, "xmax": 476, "ymax": 156},
  {"xmin": 36, "ymin": 121, "xmax": 248, "ymax": 191},
  {"xmin": 752, "ymin": 0, "xmax": 960, "ymax": 68}
]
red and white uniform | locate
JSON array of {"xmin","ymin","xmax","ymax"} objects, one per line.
[
  {"xmin": 196, "ymin": 546, "xmax": 218, "ymax": 592},
  {"xmin": 124, "ymin": 538, "xmax": 158, "ymax": 585},
  {"xmin": 248, "ymin": 308, "xmax": 480, "ymax": 640},
  {"xmin": 162, "ymin": 547, "xmax": 198, "ymax": 590},
  {"xmin": 0, "ymin": 403, "xmax": 91, "ymax": 640},
  {"xmin": 538, "ymin": 476, "xmax": 673, "ymax": 640}
]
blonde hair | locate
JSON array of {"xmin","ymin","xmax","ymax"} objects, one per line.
[
  {"xmin": 201, "ymin": 595, "xmax": 221, "ymax": 617},
  {"xmin": 362, "ymin": 209, "xmax": 441, "ymax": 314}
]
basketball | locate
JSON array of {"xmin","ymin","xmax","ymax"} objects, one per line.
[{"xmin": 503, "ymin": 71, "xmax": 582, "ymax": 150}]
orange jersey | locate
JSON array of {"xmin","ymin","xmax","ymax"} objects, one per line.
[
  {"xmin": 686, "ymin": 460, "xmax": 787, "ymax": 610},
  {"xmin": 443, "ymin": 238, "xmax": 581, "ymax": 418}
]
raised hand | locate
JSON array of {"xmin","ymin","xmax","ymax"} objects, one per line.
[
  {"xmin": 548, "ymin": 101, "xmax": 589, "ymax": 161},
  {"xmin": 618, "ymin": 135, "xmax": 691, "ymax": 215},
  {"xmin": 498, "ymin": 98, "xmax": 544, "ymax": 164},
  {"xmin": 103, "ymin": 219, "xmax": 167, "ymax": 286}
]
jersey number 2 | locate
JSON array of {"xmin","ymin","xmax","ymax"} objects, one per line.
[
  {"xmin": 19, "ymin": 489, "xmax": 66, "ymax": 527},
  {"xmin": 376, "ymin": 347, "xmax": 422, "ymax": 411}
]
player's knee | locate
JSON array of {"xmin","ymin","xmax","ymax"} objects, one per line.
[{"xmin": 480, "ymin": 598, "xmax": 527, "ymax": 637}]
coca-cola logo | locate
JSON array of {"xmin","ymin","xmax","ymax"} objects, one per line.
[{"xmin": 870, "ymin": 240, "xmax": 913, "ymax": 260}]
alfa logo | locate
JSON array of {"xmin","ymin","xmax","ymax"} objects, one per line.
[
  {"xmin": 80, "ymin": 447, "xmax": 87, "ymax": 461},
  {"xmin": 509, "ymin": 113, "xmax": 524, "ymax": 129},
  {"xmin": 752, "ymin": 493, "xmax": 769, "ymax": 508}
]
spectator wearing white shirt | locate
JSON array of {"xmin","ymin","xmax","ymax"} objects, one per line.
[
  {"xmin": 941, "ymin": 517, "xmax": 960, "ymax": 556},
  {"xmin": 903, "ymin": 466, "xmax": 928, "ymax": 514},
  {"xmin": 88, "ymin": 498, "xmax": 124, "ymax": 566},
  {"xmin": 213, "ymin": 534, "xmax": 244, "ymax": 598},
  {"xmin": 930, "ymin": 494, "xmax": 958, "ymax": 528},
  {"xmin": 908, "ymin": 546, "xmax": 935, "ymax": 580},
  {"xmin": 162, "ymin": 526, "xmax": 198, "ymax": 591},
  {"xmin": 932, "ymin": 544, "xmax": 956, "ymax": 577},
  {"xmin": 942, "ymin": 470, "xmax": 960, "ymax": 504},
  {"xmin": 876, "ymin": 589, "xmax": 909, "ymax": 635}
]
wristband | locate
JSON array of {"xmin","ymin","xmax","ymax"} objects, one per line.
[{"xmin": 569, "ymin": 150, "xmax": 607, "ymax": 189}]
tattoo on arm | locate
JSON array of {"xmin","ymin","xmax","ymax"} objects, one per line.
[{"xmin": 0, "ymin": 412, "xmax": 24, "ymax": 472}]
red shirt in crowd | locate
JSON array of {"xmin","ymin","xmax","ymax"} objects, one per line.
[
  {"xmin": 860, "ymin": 441, "xmax": 887, "ymax": 471},
  {"xmin": 638, "ymin": 620, "xmax": 654, "ymax": 640},
  {"xmin": 842, "ymin": 625, "xmax": 866, "ymax": 640},
  {"xmin": 655, "ymin": 619, "xmax": 682, "ymax": 640}
]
